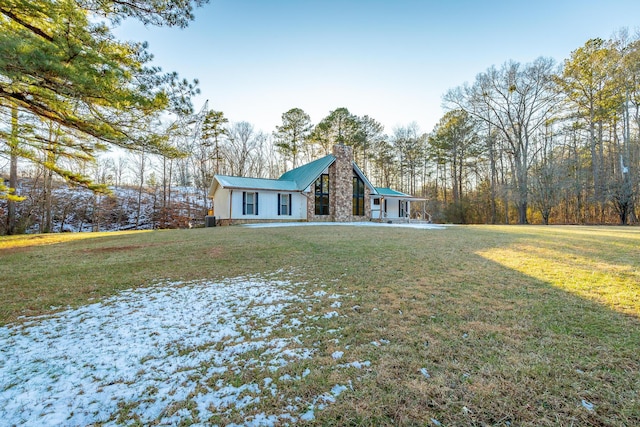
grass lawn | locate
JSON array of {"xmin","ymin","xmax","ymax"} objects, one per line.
[{"xmin": 1, "ymin": 225, "xmax": 639, "ymax": 425}]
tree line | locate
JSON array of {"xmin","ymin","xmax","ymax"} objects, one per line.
[
  {"xmin": 270, "ymin": 32, "xmax": 640, "ymax": 226},
  {"xmin": 2, "ymin": 0, "xmax": 639, "ymax": 233},
  {"xmin": 209, "ymin": 29, "xmax": 640, "ymax": 226}
]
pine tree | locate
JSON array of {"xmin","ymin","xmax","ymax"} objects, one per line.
[
  {"xmin": 0, "ymin": 0, "xmax": 205, "ymax": 233},
  {"xmin": 273, "ymin": 108, "xmax": 312, "ymax": 169}
]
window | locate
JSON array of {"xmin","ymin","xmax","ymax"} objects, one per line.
[
  {"xmin": 243, "ymin": 192, "xmax": 258, "ymax": 215},
  {"xmin": 278, "ymin": 193, "xmax": 291, "ymax": 216},
  {"xmin": 399, "ymin": 200, "xmax": 407, "ymax": 217},
  {"xmin": 373, "ymin": 198, "xmax": 380, "ymax": 206},
  {"xmin": 353, "ymin": 175, "xmax": 365, "ymax": 216},
  {"xmin": 314, "ymin": 174, "xmax": 329, "ymax": 215}
]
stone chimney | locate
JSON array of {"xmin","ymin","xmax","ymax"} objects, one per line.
[{"xmin": 330, "ymin": 145, "xmax": 353, "ymax": 221}]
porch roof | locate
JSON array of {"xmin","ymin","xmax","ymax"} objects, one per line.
[{"xmin": 373, "ymin": 187, "xmax": 426, "ymax": 201}]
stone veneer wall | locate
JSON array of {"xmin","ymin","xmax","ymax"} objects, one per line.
[
  {"xmin": 363, "ymin": 185, "xmax": 372, "ymax": 219},
  {"xmin": 305, "ymin": 191, "xmax": 317, "ymax": 221},
  {"xmin": 330, "ymin": 145, "xmax": 354, "ymax": 222},
  {"xmin": 306, "ymin": 144, "xmax": 371, "ymax": 222}
]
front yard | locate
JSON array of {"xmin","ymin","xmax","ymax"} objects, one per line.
[{"xmin": 1, "ymin": 225, "xmax": 638, "ymax": 425}]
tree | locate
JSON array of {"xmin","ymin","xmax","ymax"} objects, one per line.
[
  {"xmin": 555, "ymin": 38, "xmax": 622, "ymax": 220},
  {"xmin": 429, "ymin": 110, "xmax": 480, "ymax": 206},
  {"xmin": 357, "ymin": 115, "xmax": 384, "ymax": 175},
  {"xmin": 613, "ymin": 31, "xmax": 640, "ymax": 224},
  {"xmin": 392, "ymin": 123, "xmax": 426, "ymax": 194},
  {"xmin": 310, "ymin": 108, "xmax": 362, "ymax": 154},
  {"xmin": 273, "ymin": 108, "xmax": 312, "ymax": 169},
  {"xmin": 201, "ymin": 109, "xmax": 229, "ymax": 175},
  {"xmin": 223, "ymin": 122, "xmax": 260, "ymax": 177},
  {"xmin": 80, "ymin": 0, "xmax": 209, "ymax": 28},
  {"xmin": 0, "ymin": 0, "xmax": 204, "ymax": 233},
  {"xmin": 1, "ymin": 0, "xmax": 197, "ymax": 153},
  {"xmin": 4, "ymin": 106, "xmax": 19, "ymax": 234},
  {"xmin": 445, "ymin": 57, "xmax": 559, "ymax": 224},
  {"xmin": 129, "ymin": 148, "xmax": 147, "ymax": 228},
  {"xmin": 369, "ymin": 136, "xmax": 396, "ymax": 188},
  {"xmin": 529, "ymin": 128, "xmax": 564, "ymax": 225}
]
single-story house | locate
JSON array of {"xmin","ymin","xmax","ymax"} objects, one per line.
[{"xmin": 207, "ymin": 144, "xmax": 425, "ymax": 225}]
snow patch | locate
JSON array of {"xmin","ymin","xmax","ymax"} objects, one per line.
[
  {"xmin": 581, "ymin": 399, "xmax": 595, "ymax": 411},
  {"xmin": 0, "ymin": 276, "xmax": 350, "ymax": 425}
]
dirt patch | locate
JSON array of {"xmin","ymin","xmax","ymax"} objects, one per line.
[
  {"xmin": 86, "ymin": 245, "xmax": 146, "ymax": 253},
  {"xmin": 79, "ymin": 243, "xmax": 164, "ymax": 254},
  {"xmin": 208, "ymin": 247, "xmax": 223, "ymax": 257},
  {"xmin": 0, "ymin": 246, "xmax": 32, "ymax": 256}
]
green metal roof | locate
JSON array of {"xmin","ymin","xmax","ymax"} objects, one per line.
[
  {"xmin": 374, "ymin": 187, "xmax": 412, "ymax": 197},
  {"xmin": 210, "ymin": 156, "xmax": 409, "ymax": 201},
  {"xmin": 278, "ymin": 155, "xmax": 335, "ymax": 190},
  {"xmin": 213, "ymin": 175, "xmax": 299, "ymax": 192}
]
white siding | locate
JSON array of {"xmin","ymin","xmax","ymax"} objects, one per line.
[
  {"xmin": 370, "ymin": 197, "xmax": 410, "ymax": 219},
  {"xmin": 371, "ymin": 199, "xmax": 383, "ymax": 220},
  {"xmin": 216, "ymin": 190, "xmax": 306, "ymax": 220},
  {"xmin": 212, "ymin": 188, "xmax": 231, "ymax": 219}
]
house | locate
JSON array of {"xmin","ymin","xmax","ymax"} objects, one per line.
[{"xmin": 207, "ymin": 145, "xmax": 425, "ymax": 225}]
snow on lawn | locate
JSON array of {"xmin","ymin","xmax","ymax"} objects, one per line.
[{"xmin": 0, "ymin": 275, "xmax": 353, "ymax": 426}]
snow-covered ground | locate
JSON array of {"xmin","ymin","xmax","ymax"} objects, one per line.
[
  {"xmin": 243, "ymin": 221, "xmax": 447, "ymax": 230},
  {"xmin": 0, "ymin": 275, "xmax": 362, "ymax": 426}
]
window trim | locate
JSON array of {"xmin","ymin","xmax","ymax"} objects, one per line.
[
  {"xmin": 314, "ymin": 173, "xmax": 330, "ymax": 215},
  {"xmin": 399, "ymin": 200, "xmax": 407, "ymax": 217},
  {"xmin": 242, "ymin": 191, "xmax": 259, "ymax": 215},
  {"xmin": 352, "ymin": 175, "xmax": 365, "ymax": 216},
  {"xmin": 278, "ymin": 193, "xmax": 292, "ymax": 216}
]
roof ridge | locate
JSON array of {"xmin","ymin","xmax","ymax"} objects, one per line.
[
  {"xmin": 214, "ymin": 174, "xmax": 284, "ymax": 182},
  {"xmin": 278, "ymin": 154, "xmax": 336, "ymax": 190}
]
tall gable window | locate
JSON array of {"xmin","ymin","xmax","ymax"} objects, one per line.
[
  {"xmin": 353, "ymin": 175, "xmax": 365, "ymax": 216},
  {"xmin": 243, "ymin": 192, "xmax": 258, "ymax": 215},
  {"xmin": 314, "ymin": 174, "xmax": 329, "ymax": 215},
  {"xmin": 278, "ymin": 194, "xmax": 292, "ymax": 216}
]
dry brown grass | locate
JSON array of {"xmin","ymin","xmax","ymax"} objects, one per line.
[{"xmin": 1, "ymin": 224, "xmax": 639, "ymax": 425}]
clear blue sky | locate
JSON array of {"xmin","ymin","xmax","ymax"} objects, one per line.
[{"xmin": 115, "ymin": 0, "xmax": 640, "ymax": 135}]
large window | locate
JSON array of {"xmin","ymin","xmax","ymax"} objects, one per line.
[
  {"xmin": 278, "ymin": 193, "xmax": 291, "ymax": 216},
  {"xmin": 314, "ymin": 174, "xmax": 329, "ymax": 215},
  {"xmin": 243, "ymin": 192, "xmax": 258, "ymax": 215},
  {"xmin": 353, "ymin": 175, "xmax": 365, "ymax": 216}
]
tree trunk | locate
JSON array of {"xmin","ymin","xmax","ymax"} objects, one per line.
[
  {"xmin": 487, "ymin": 130, "xmax": 497, "ymax": 224},
  {"xmin": 135, "ymin": 150, "xmax": 146, "ymax": 228},
  {"xmin": 42, "ymin": 124, "xmax": 57, "ymax": 233},
  {"xmin": 597, "ymin": 121, "xmax": 605, "ymax": 222},
  {"xmin": 43, "ymin": 166, "xmax": 53, "ymax": 233},
  {"xmin": 518, "ymin": 200, "xmax": 528, "ymax": 225},
  {"xmin": 6, "ymin": 106, "xmax": 19, "ymax": 235}
]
